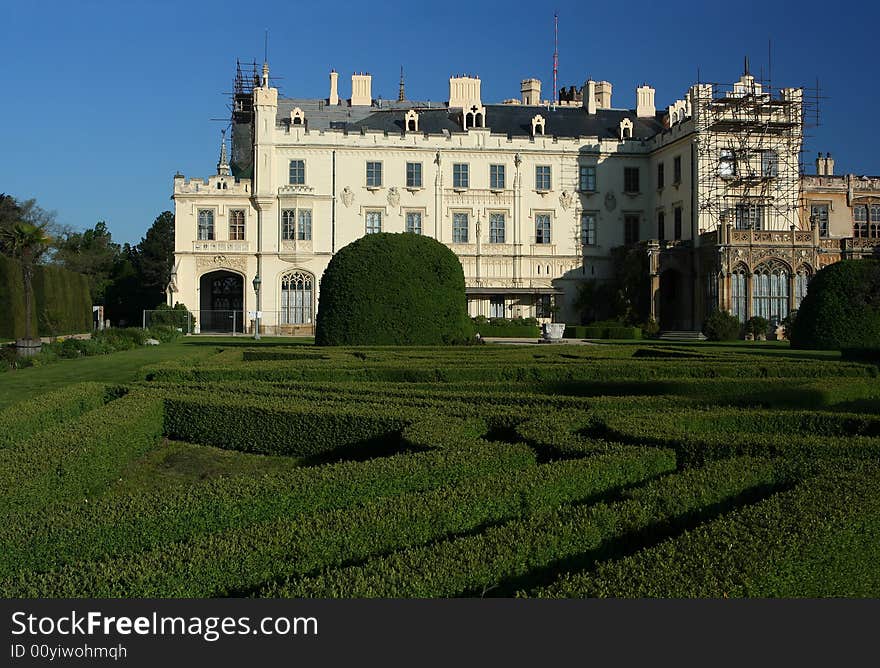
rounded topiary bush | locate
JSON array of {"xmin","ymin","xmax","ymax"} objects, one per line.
[
  {"xmin": 790, "ymin": 259, "xmax": 880, "ymax": 350},
  {"xmin": 315, "ymin": 233, "xmax": 472, "ymax": 346}
]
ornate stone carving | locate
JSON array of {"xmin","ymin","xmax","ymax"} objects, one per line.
[
  {"xmin": 387, "ymin": 186, "xmax": 400, "ymax": 208},
  {"xmin": 196, "ymin": 254, "xmax": 247, "ymax": 274},
  {"xmin": 341, "ymin": 187, "xmax": 354, "ymax": 208},
  {"xmin": 559, "ymin": 190, "xmax": 574, "ymax": 210},
  {"xmin": 604, "ymin": 192, "xmax": 617, "ymax": 212}
]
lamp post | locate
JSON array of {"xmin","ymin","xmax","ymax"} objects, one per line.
[{"xmin": 252, "ymin": 274, "xmax": 262, "ymax": 340}]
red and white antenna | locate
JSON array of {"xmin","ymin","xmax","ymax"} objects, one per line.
[{"xmin": 553, "ymin": 11, "xmax": 559, "ymax": 104}]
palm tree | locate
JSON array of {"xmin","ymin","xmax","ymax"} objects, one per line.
[{"xmin": 2, "ymin": 221, "xmax": 50, "ymax": 343}]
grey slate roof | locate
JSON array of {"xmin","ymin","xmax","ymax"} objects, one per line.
[{"xmin": 277, "ymin": 97, "xmax": 666, "ymax": 140}]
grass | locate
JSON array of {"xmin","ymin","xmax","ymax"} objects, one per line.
[{"xmin": 0, "ymin": 340, "xmax": 210, "ymax": 409}]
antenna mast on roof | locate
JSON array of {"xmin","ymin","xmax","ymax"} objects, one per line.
[{"xmin": 553, "ymin": 11, "xmax": 559, "ymax": 105}]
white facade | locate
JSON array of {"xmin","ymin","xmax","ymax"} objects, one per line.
[{"xmin": 170, "ymin": 64, "xmax": 807, "ymax": 334}]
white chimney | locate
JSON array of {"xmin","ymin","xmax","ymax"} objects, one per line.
[
  {"xmin": 825, "ymin": 153, "xmax": 835, "ymax": 176},
  {"xmin": 329, "ymin": 70, "xmax": 339, "ymax": 105},
  {"xmin": 636, "ymin": 85, "xmax": 655, "ymax": 118},
  {"xmin": 583, "ymin": 80, "xmax": 597, "ymax": 114},
  {"xmin": 351, "ymin": 73, "xmax": 372, "ymax": 106},
  {"xmin": 816, "ymin": 153, "xmax": 826, "ymax": 176},
  {"xmin": 448, "ymin": 75, "xmax": 481, "ymax": 109}
]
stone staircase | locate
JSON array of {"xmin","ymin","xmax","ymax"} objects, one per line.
[{"xmin": 658, "ymin": 331, "xmax": 707, "ymax": 341}]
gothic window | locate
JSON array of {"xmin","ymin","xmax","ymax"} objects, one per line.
[
  {"xmin": 197, "ymin": 209, "xmax": 214, "ymax": 240},
  {"xmin": 405, "ymin": 211, "xmax": 422, "ymax": 234},
  {"xmin": 489, "ymin": 213, "xmax": 506, "ymax": 243},
  {"xmin": 762, "ymin": 150, "xmax": 778, "ymax": 177},
  {"xmin": 871, "ymin": 204, "xmax": 880, "ymax": 238},
  {"xmin": 297, "ymin": 210, "xmax": 312, "ymax": 241},
  {"xmin": 752, "ymin": 260, "xmax": 790, "ymax": 325},
  {"xmin": 811, "ymin": 204, "xmax": 829, "ymax": 237},
  {"xmin": 452, "ymin": 212, "xmax": 469, "ymax": 242},
  {"xmin": 581, "ymin": 212, "xmax": 597, "ymax": 246},
  {"xmin": 794, "ymin": 265, "xmax": 811, "ymax": 310},
  {"xmin": 853, "ymin": 205, "xmax": 867, "ymax": 238},
  {"xmin": 281, "ymin": 209, "xmax": 296, "ymax": 240},
  {"xmin": 535, "ymin": 214, "xmax": 551, "ymax": 244},
  {"xmin": 731, "ymin": 264, "xmax": 748, "ymax": 323},
  {"xmin": 229, "ymin": 209, "xmax": 245, "ymax": 241},
  {"xmin": 280, "ymin": 270, "xmax": 314, "ymax": 325},
  {"xmin": 365, "ymin": 210, "xmax": 382, "ymax": 234}
]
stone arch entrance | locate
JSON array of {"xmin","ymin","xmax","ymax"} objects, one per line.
[
  {"xmin": 199, "ymin": 270, "xmax": 244, "ymax": 333},
  {"xmin": 659, "ymin": 268, "xmax": 690, "ymax": 331}
]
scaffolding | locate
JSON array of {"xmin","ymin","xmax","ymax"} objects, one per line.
[{"xmin": 692, "ymin": 74, "xmax": 820, "ymax": 234}]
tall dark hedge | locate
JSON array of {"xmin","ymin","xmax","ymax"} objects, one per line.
[
  {"xmin": 0, "ymin": 256, "xmax": 91, "ymax": 340},
  {"xmin": 316, "ymin": 233, "xmax": 472, "ymax": 346},
  {"xmin": 0, "ymin": 255, "xmax": 32, "ymax": 340},
  {"xmin": 790, "ymin": 259, "xmax": 880, "ymax": 350},
  {"xmin": 32, "ymin": 264, "xmax": 92, "ymax": 335}
]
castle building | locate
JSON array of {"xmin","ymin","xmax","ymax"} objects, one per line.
[{"xmin": 168, "ymin": 61, "xmax": 878, "ymax": 334}]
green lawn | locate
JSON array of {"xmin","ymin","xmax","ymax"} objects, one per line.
[{"xmin": 0, "ymin": 336, "xmax": 316, "ymax": 409}]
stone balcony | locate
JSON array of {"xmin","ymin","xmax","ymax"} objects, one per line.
[{"xmin": 192, "ymin": 240, "xmax": 251, "ymax": 253}]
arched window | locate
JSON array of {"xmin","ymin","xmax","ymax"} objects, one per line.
[
  {"xmin": 280, "ymin": 270, "xmax": 314, "ymax": 325},
  {"xmin": 794, "ymin": 265, "xmax": 811, "ymax": 310},
  {"xmin": 752, "ymin": 260, "xmax": 790, "ymax": 324},
  {"xmin": 731, "ymin": 264, "xmax": 748, "ymax": 322}
]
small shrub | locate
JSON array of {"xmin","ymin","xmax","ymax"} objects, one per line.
[
  {"xmin": 746, "ymin": 316, "xmax": 770, "ymax": 339},
  {"xmin": 703, "ymin": 310, "xmax": 741, "ymax": 341}
]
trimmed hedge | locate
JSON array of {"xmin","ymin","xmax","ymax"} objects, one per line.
[
  {"xmin": 0, "ymin": 382, "xmax": 109, "ymax": 448},
  {"xmin": 591, "ymin": 402, "xmax": 880, "ymax": 466},
  {"xmin": 565, "ymin": 325, "xmax": 642, "ymax": 340},
  {"xmin": 32, "ymin": 264, "xmax": 92, "ymax": 336},
  {"xmin": 0, "ymin": 392, "xmax": 163, "ymax": 513},
  {"xmin": 473, "ymin": 322, "xmax": 541, "ymax": 338},
  {"xmin": 164, "ymin": 396, "xmax": 413, "ymax": 459},
  {"xmin": 0, "ymin": 255, "xmax": 90, "ymax": 340},
  {"xmin": 0, "ymin": 254, "xmax": 35, "ymax": 340},
  {"xmin": 315, "ymin": 233, "xmax": 472, "ymax": 346},
  {"xmin": 0, "ymin": 449, "xmax": 675, "ymax": 597},
  {"xmin": 791, "ymin": 259, "xmax": 880, "ymax": 350},
  {"xmin": 533, "ymin": 466, "xmax": 880, "ymax": 597},
  {"xmin": 264, "ymin": 457, "xmax": 788, "ymax": 597},
  {"xmin": 0, "ymin": 418, "xmax": 537, "ymax": 579}
]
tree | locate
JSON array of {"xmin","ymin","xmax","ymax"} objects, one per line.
[
  {"xmin": 0, "ymin": 221, "xmax": 51, "ymax": 341},
  {"xmin": 132, "ymin": 211, "xmax": 175, "ymax": 304},
  {"xmin": 52, "ymin": 221, "xmax": 121, "ymax": 303}
]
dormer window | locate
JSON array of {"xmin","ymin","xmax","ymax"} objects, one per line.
[
  {"xmin": 463, "ymin": 104, "xmax": 486, "ymax": 130},
  {"xmin": 405, "ymin": 109, "xmax": 419, "ymax": 132},
  {"xmin": 290, "ymin": 107, "xmax": 305, "ymax": 126},
  {"xmin": 531, "ymin": 114, "xmax": 545, "ymax": 136},
  {"xmin": 619, "ymin": 118, "xmax": 633, "ymax": 140}
]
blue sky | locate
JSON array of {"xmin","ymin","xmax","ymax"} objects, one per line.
[{"xmin": 1, "ymin": 0, "xmax": 877, "ymax": 245}]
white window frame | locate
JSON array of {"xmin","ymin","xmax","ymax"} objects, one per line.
[
  {"xmin": 405, "ymin": 210, "xmax": 422, "ymax": 234},
  {"xmin": 365, "ymin": 210, "xmax": 382, "ymax": 234},
  {"xmin": 197, "ymin": 209, "xmax": 215, "ymax": 240},
  {"xmin": 581, "ymin": 212, "xmax": 597, "ymax": 246},
  {"xmin": 489, "ymin": 213, "xmax": 506, "ymax": 244},
  {"xmin": 579, "ymin": 165, "xmax": 596, "ymax": 192},
  {"xmin": 406, "ymin": 162, "xmax": 422, "ymax": 188},
  {"xmin": 289, "ymin": 159, "xmax": 306, "ymax": 185},
  {"xmin": 535, "ymin": 165, "xmax": 552, "ymax": 191},
  {"xmin": 366, "ymin": 161, "xmax": 383, "ymax": 188},
  {"xmin": 490, "ymin": 164, "xmax": 506, "ymax": 190},
  {"xmin": 453, "ymin": 163, "xmax": 469, "ymax": 189},
  {"xmin": 535, "ymin": 213, "xmax": 552, "ymax": 244},
  {"xmin": 452, "ymin": 212, "xmax": 469, "ymax": 243}
]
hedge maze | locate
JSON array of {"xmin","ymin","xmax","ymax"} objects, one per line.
[{"xmin": 1, "ymin": 343, "xmax": 878, "ymax": 597}]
